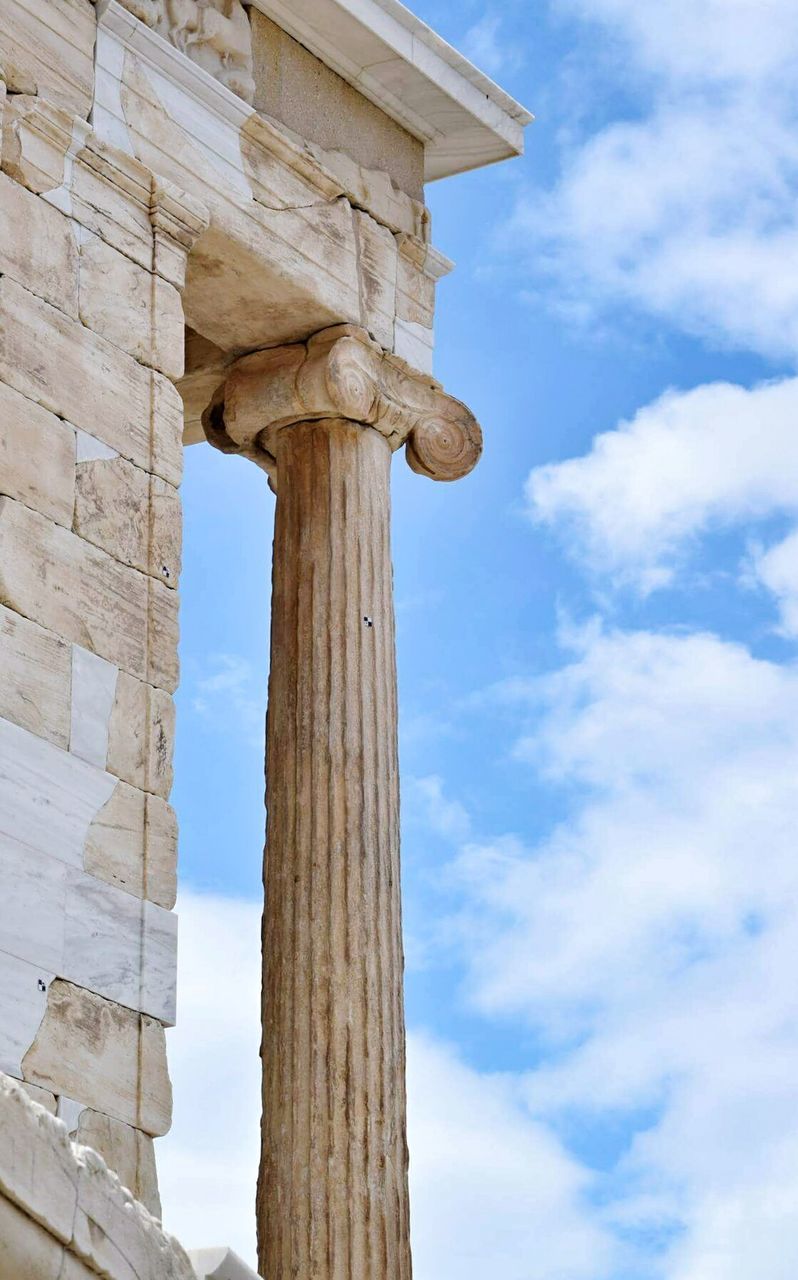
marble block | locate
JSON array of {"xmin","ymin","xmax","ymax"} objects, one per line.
[
  {"xmin": 0, "ymin": 832, "xmax": 177, "ymax": 1023},
  {"xmin": 0, "ymin": 716, "xmax": 116, "ymax": 869},
  {"xmin": 106, "ymin": 673, "xmax": 175, "ymax": 799},
  {"xmin": 0, "ymin": 951, "xmax": 53, "ymax": 1079},
  {"xmin": 0, "ymin": 377, "xmax": 76, "ymax": 527},
  {"xmin": 0, "ymin": 276, "xmax": 183, "ymax": 486},
  {"xmin": 79, "ymin": 232, "xmax": 185, "ymax": 380},
  {"xmin": 0, "ymin": 604, "xmax": 72, "ymax": 749},
  {"xmin": 70, "ymin": 645, "xmax": 118, "ymax": 769},
  {"xmin": 0, "ymin": 169, "xmax": 78, "ymax": 316},
  {"xmin": 0, "ymin": 834, "xmax": 67, "ymax": 973}
]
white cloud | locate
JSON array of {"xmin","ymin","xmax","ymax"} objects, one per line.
[
  {"xmin": 526, "ymin": 376, "xmax": 798, "ymax": 589},
  {"xmin": 462, "ymin": 13, "xmax": 522, "ymax": 77},
  {"xmin": 447, "ymin": 625, "xmax": 798, "ymax": 1277},
  {"xmin": 158, "ymin": 892, "xmax": 613, "ymax": 1279},
  {"xmin": 409, "ymin": 774, "xmax": 472, "ymax": 842},
  {"xmin": 515, "ymin": 0, "xmax": 798, "ymax": 361},
  {"xmin": 750, "ymin": 529, "xmax": 798, "ymax": 637},
  {"xmin": 408, "ymin": 1035, "xmax": 614, "ymax": 1280}
]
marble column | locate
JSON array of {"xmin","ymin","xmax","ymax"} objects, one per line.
[{"xmin": 203, "ymin": 326, "xmax": 482, "ymax": 1280}]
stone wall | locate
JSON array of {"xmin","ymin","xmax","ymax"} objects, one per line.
[{"xmin": 0, "ymin": 43, "xmax": 206, "ymax": 1215}]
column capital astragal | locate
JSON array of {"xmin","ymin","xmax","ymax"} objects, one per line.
[{"xmin": 202, "ymin": 325, "xmax": 482, "ymax": 484}]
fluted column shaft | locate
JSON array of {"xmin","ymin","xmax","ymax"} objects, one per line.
[{"xmin": 257, "ymin": 417, "xmax": 412, "ymax": 1280}]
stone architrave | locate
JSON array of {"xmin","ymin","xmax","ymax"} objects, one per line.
[{"xmin": 203, "ymin": 325, "xmax": 482, "ymax": 1280}]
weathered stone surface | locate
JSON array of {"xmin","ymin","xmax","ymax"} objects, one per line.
[
  {"xmin": 76, "ymin": 1109, "xmax": 161, "ymax": 1218},
  {"xmin": 0, "ymin": 1076, "xmax": 193, "ymax": 1279},
  {"xmin": 0, "ymin": 1194, "xmax": 66, "ymax": 1280},
  {"xmin": 250, "ymin": 9, "xmax": 424, "ymax": 199},
  {"xmin": 145, "ymin": 794, "xmax": 178, "ymax": 912},
  {"xmin": 0, "ymin": 379, "xmax": 76, "ymax": 527},
  {"xmin": 0, "ymin": 0, "xmax": 96, "ymax": 118},
  {"xmin": 149, "ymin": 475, "xmax": 182, "ymax": 588},
  {"xmin": 0, "ymin": 605, "xmax": 71, "ymax": 750},
  {"xmin": 83, "ymin": 780, "xmax": 177, "ymax": 912},
  {"xmin": 396, "ymin": 245, "xmax": 436, "ymax": 329},
  {"xmin": 355, "ymin": 208, "xmax": 397, "ymax": 351},
  {"xmin": 74, "ymin": 454, "xmax": 150, "ymax": 573},
  {"xmin": 0, "ymin": 276, "xmax": 182, "ymax": 486},
  {"xmin": 116, "ymin": 53, "xmax": 362, "ymax": 353},
  {"xmin": 79, "ymin": 234, "xmax": 185, "ymax": 379},
  {"xmin": 208, "ymin": 324, "xmax": 482, "ymax": 483},
  {"xmin": 148, "ymin": 577, "xmax": 180, "ymax": 691},
  {"xmin": 19, "ymin": 1081, "xmax": 57, "ymax": 1115},
  {"xmin": 0, "ymin": 498, "xmax": 178, "ymax": 690},
  {"xmin": 0, "ymin": 94, "xmax": 75, "ymax": 194},
  {"xmin": 0, "ymin": 170, "xmax": 77, "ymax": 314},
  {"xmin": 107, "ymin": 673, "xmax": 175, "ymax": 799},
  {"xmin": 84, "ymin": 780, "xmax": 145, "ymax": 901},
  {"xmin": 22, "ymin": 979, "xmax": 172, "ymax": 1136},
  {"xmin": 0, "ymin": 1071, "xmax": 77, "ymax": 1243},
  {"xmin": 257, "ymin": 420, "xmax": 411, "ymax": 1279}
]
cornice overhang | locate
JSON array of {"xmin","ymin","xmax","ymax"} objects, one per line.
[{"xmin": 249, "ymin": 0, "xmax": 534, "ymax": 181}]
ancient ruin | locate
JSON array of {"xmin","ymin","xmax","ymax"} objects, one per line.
[{"xmin": 0, "ymin": 1, "xmax": 530, "ymax": 1274}]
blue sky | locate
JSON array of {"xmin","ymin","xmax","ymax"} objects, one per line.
[{"xmin": 159, "ymin": 3, "xmax": 798, "ymax": 1276}]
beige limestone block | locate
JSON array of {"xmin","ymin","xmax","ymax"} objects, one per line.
[
  {"xmin": 0, "ymin": 497, "xmax": 152, "ymax": 682},
  {"xmin": 107, "ymin": 673, "xmax": 175, "ymax": 798},
  {"xmin": 149, "ymin": 474, "xmax": 182, "ymax": 587},
  {"xmin": 83, "ymin": 780, "xmax": 177, "ymax": 910},
  {"xmin": 0, "ymin": 276, "xmax": 183, "ymax": 486},
  {"xmin": 84, "ymin": 780, "xmax": 146, "ymax": 901},
  {"xmin": 76, "ymin": 1109, "xmax": 161, "ymax": 1217},
  {"xmin": 1, "ymin": 95, "xmax": 74, "ymax": 194},
  {"xmin": 22, "ymin": 979, "xmax": 172, "ymax": 1136},
  {"xmin": 0, "ymin": 1196, "xmax": 66, "ymax": 1280},
  {"xmin": 0, "ymin": 1074, "xmax": 78, "ymax": 1244},
  {"xmin": 69, "ymin": 135, "xmax": 154, "ymax": 271},
  {"xmin": 355, "ymin": 208, "xmax": 398, "ymax": 350},
  {"xmin": 145, "ymin": 794, "xmax": 178, "ymax": 911},
  {"xmin": 0, "ymin": 170, "xmax": 77, "ymax": 315},
  {"xmin": 19, "ymin": 1081, "xmax": 57, "ymax": 1115},
  {"xmin": 74, "ymin": 454, "xmax": 149, "ymax": 572},
  {"xmin": 0, "ymin": 604, "xmax": 71, "ymax": 749},
  {"xmin": 0, "ymin": 379, "xmax": 76, "ymax": 526},
  {"xmin": 79, "ymin": 235, "xmax": 185, "ymax": 380},
  {"xmin": 74, "ymin": 451, "xmax": 183, "ymax": 588},
  {"xmin": 396, "ymin": 251, "xmax": 436, "ymax": 329},
  {"xmin": 148, "ymin": 576, "xmax": 180, "ymax": 691},
  {"xmin": 0, "ymin": 0, "xmax": 96, "ymax": 118},
  {"xmin": 153, "ymin": 372, "xmax": 185, "ymax": 491}
]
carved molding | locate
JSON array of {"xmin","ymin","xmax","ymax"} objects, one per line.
[
  {"xmin": 202, "ymin": 325, "xmax": 483, "ymax": 483},
  {"xmin": 114, "ymin": 0, "xmax": 256, "ymax": 104}
]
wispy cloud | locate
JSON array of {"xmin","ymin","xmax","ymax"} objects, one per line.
[
  {"xmin": 189, "ymin": 653, "xmax": 266, "ymax": 746},
  {"xmin": 462, "ymin": 13, "xmax": 524, "ymax": 77}
]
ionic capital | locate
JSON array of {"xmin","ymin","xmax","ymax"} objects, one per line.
[{"xmin": 202, "ymin": 325, "xmax": 482, "ymax": 484}]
